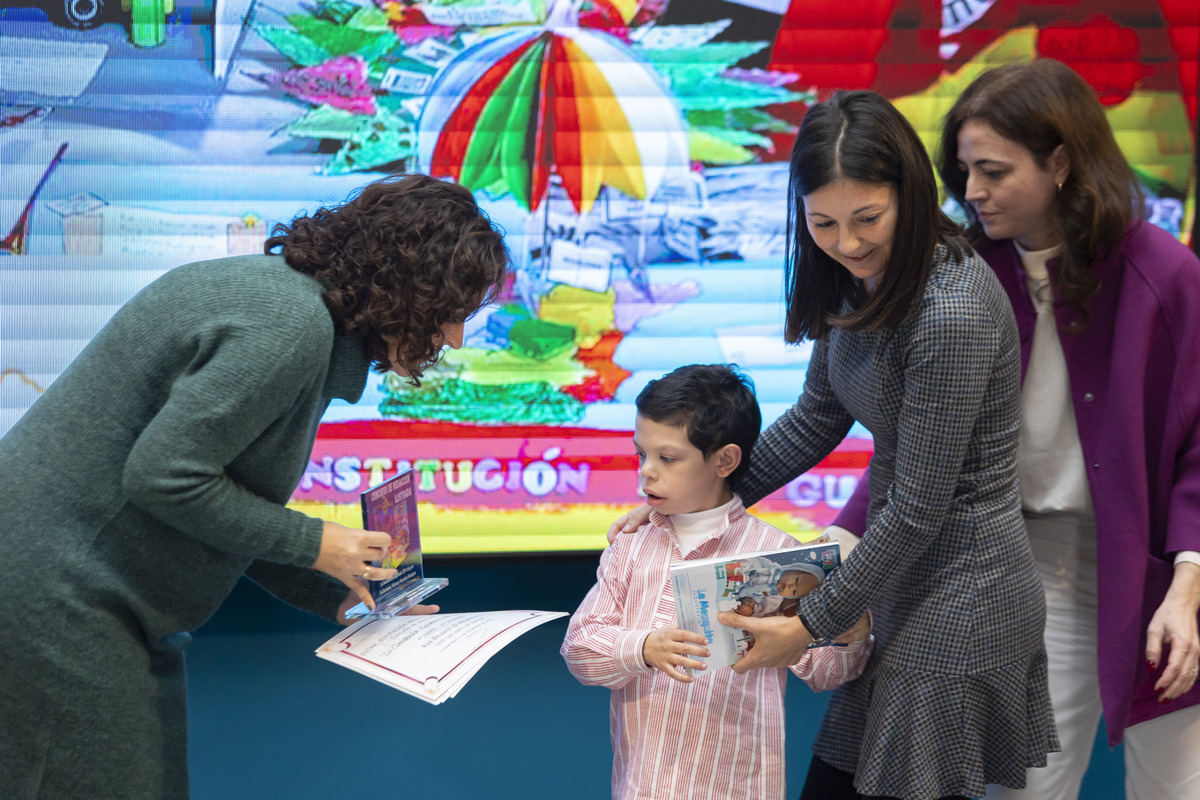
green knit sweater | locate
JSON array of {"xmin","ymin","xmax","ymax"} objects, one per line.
[
  {"xmin": 0, "ymin": 255, "xmax": 370, "ymax": 796},
  {"xmin": 2, "ymin": 253, "xmax": 367, "ymax": 634}
]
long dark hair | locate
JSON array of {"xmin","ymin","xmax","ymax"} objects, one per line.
[
  {"xmin": 937, "ymin": 59, "xmax": 1143, "ymax": 326},
  {"xmin": 785, "ymin": 91, "xmax": 965, "ymax": 342},
  {"xmin": 266, "ymin": 174, "xmax": 511, "ymax": 381}
]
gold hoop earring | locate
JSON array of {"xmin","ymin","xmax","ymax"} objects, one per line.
[{"xmin": 1057, "ymin": 182, "xmax": 1063, "ymax": 193}]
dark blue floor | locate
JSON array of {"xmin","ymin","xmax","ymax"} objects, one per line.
[{"xmin": 187, "ymin": 557, "xmax": 1125, "ymax": 798}]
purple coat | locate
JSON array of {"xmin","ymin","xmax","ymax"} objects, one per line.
[{"xmin": 835, "ymin": 221, "xmax": 1200, "ymax": 744}]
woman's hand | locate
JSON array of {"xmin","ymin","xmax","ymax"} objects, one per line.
[
  {"xmin": 716, "ymin": 612, "xmax": 813, "ymax": 673},
  {"xmin": 834, "ymin": 611, "xmax": 872, "ymax": 644},
  {"xmin": 606, "ymin": 504, "xmax": 652, "ymax": 544},
  {"xmin": 336, "ymin": 594, "xmax": 439, "ymax": 626},
  {"xmin": 642, "ymin": 628, "xmax": 710, "ymax": 682},
  {"xmin": 1146, "ymin": 561, "xmax": 1200, "ymax": 701},
  {"xmin": 314, "ymin": 520, "xmax": 399, "ymax": 611},
  {"xmin": 823, "ymin": 524, "xmax": 862, "ymax": 558}
]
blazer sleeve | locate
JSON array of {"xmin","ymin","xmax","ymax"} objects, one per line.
[
  {"xmin": 735, "ymin": 337, "xmax": 856, "ymax": 507},
  {"xmin": 799, "ymin": 283, "xmax": 1012, "ymax": 638},
  {"xmin": 1162, "ymin": 245, "xmax": 1200, "ymax": 555}
]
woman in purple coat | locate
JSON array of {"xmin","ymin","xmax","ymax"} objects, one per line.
[{"xmin": 832, "ymin": 59, "xmax": 1200, "ymax": 799}]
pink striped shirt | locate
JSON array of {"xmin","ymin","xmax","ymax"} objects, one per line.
[{"xmin": 561, "ymin": 497, "xmax": 872, "ymax": 799}]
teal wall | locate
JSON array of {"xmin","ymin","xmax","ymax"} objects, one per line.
[{"xmin": 188, "ymin": 557, "xmax": 1124, "ymax": 798}]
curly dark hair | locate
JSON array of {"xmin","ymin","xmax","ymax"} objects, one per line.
[
  {"xmin": 635, "ymin": 364, "xmax": 761, "ymax": 484},
  {"xmin": 937, "ymin": 59, "xmax": 1144, "ymax": 327},
  {"xmin": 265, "ymin": 174, "xmax": 511, "ymax": 382}
]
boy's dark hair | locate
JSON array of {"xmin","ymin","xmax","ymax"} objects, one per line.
[
  {"xmin": 635, "ymin": 364, "xmax": 761, "ymax": 484},
  {"xmin": 785, "ymin": 90, "xmax": 966, "ymax": 341},
  {"xmin": 266, "ymin": 174, "xmax": 511, "ymax": 382}
]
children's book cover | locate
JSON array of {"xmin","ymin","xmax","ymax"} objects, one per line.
[
  {"xmin": 344, "ymin": 468, "xmax": 447, "ymax": 619},
  {"xmin": 669, "ymin": 541, "xmax": 841, "ymax": 670}
]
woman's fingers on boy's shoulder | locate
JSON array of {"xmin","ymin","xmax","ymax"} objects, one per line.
[{"xmin": 606, "ymin": 505, "xmax": 654, "ymax": 543}]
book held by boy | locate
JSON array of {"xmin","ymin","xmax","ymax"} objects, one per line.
[
  {"xmin": 316, "ymin": 609, "xmax": 568, "ymax": 705},
  {"xmin": 343, "ymin": 468, "xmax": 447, "ymax": 620},
  {"xmin": 670, "ymin": 540, "xmax": 842, "ymax": 670}
]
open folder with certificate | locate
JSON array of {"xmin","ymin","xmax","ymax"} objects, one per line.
[
  {"xmin": 343, "ymin": 469, "xmax": 446, "ymax": 620},
  {"xmin": 316, "ymin": 610, "xmax": 568, "ymax": 705}
]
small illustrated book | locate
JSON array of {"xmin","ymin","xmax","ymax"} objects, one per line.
[
  {"xmin": 670, "ymin": 540, "xmax": 842, "ymax": 670},
  {"xmin": 343, "ymin": 468, "xmax": 447, "ymax": 620}
]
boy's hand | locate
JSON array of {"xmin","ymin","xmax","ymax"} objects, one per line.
[
  {"xmin": 643, "ymin": 628, "xmax": 710, "ymax": 682},
  {"xmin": 833, "ymin": 611, "xmax": 871, "ymax": 644}
]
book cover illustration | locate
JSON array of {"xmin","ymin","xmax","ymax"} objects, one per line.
[
  {"xmin": 669, "ymin": 541, "xmax": 841, "ymax": 670},
  {"xmin": 344, "ymin": 468, "xmax": 447, "ymax": 619}
]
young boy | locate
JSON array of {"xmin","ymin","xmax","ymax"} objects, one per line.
[{"xmin": 560, "ymin": 364, "xmax": 873, "ymax": 800}]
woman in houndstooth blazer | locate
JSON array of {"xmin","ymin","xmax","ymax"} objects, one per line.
[
  {"xmin": 837, "ymin": 61, "xmax": 1200, "ymax": 800},
  {"xmin": 714, "ymin": 91, "xmax": 1059, "ymax": 799}
]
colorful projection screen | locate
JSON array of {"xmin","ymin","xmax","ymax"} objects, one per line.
[{"xmin": 2, "ymin": 0, "xmax": 1196, "ymax": 554}]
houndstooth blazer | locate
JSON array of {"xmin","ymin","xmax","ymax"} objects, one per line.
[
  {"xmin": 736, "ymin": 243, "xmax": 1045, "ymax": 677},
  {"xmin": 734, "ymin": 245, "xmax": 1057, "ymax": 797}
]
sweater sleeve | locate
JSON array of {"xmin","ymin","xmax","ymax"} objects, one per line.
[
  {"xmin": 560, "ymin": 538, "xmax": 655, "ymax": 689},
  {"xmin": 120, "ymin": 310, "xmax": 332, "ymax": 568},
  {"xmin": 246, "ymin": 561, "xmax": 349, "ymax": 622}
]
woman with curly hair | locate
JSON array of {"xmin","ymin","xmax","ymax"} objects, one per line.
[{"xmin": 0, "ymin": 174, "xmax": 510, "ymax": 799}]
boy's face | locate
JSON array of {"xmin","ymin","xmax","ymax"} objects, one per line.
[
  {"xmin": 633, "ymin": 414, "xmax": 733, "ymax": 517},
  {"xmin": 776, "ymin": 570, "xmax": 820, "ymax": 598}
]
